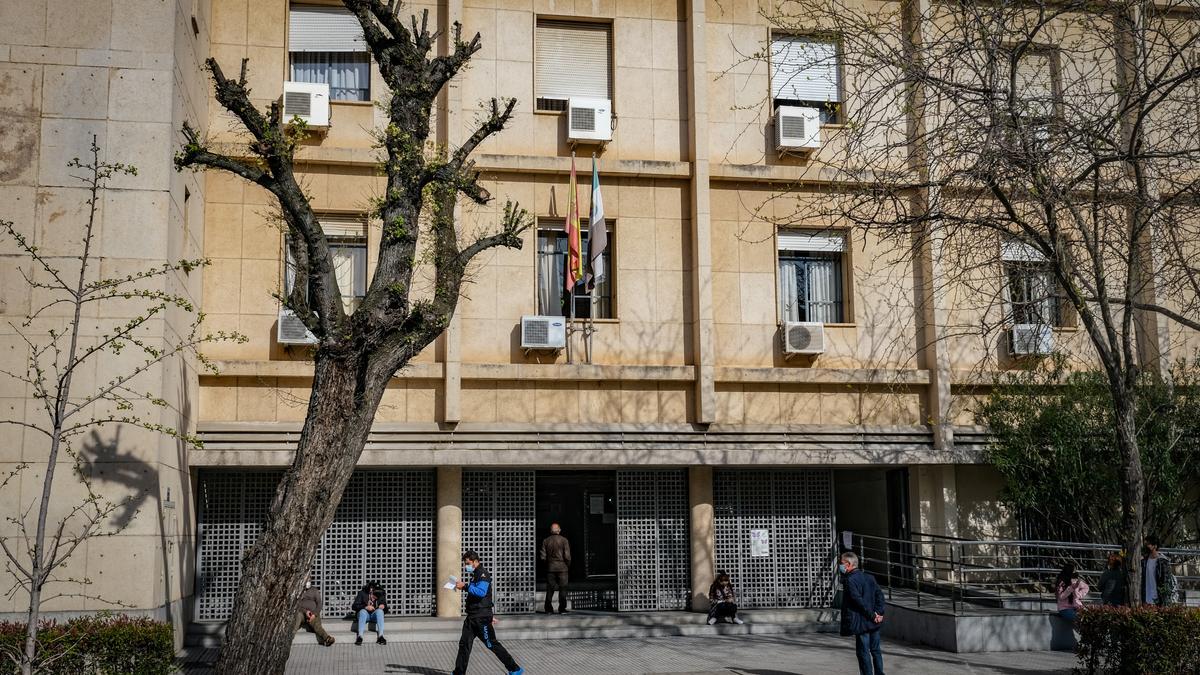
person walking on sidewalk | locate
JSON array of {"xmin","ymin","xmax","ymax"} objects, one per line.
[
  {"xmin": 540, "ymin": 522, "xmax": 572, "ymax": 614},
  {"xmin": 839, "ymin": 551, "xmax": 885, "ymax": 675},
  {"xmin": 293, "ymin": 574, "xmax": 334, "ymax": 646},
  {"xmin": 453, "ymin": 551, "xmax": 525, "ymax": 675}
]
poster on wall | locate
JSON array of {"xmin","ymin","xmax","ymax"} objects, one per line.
[{"xmin": 750, "ymin": 528, "xmax": 770, "ymax": 557}]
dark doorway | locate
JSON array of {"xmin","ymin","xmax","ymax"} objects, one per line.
[
  {"xmin": 535, "ymin": 470, "xmax": 618, "ymax": 611},
  {"xmin": 885, "ymin": 468, "xmax": 913, "ymax": 582}
]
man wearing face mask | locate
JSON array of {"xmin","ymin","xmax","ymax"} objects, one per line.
[
  {"xmin": 293, "ymin": 574, "xmax": 335, "ymax": 646},
  {"xmin": 453, "ymin": 551, "xmax": 525, "ymax": 675},
  {"xmin": 540, "ymin": 522, "xmax": 572, "ymax": 614},
  {"xmin": 838, "ymin": 551, "xmax": 885, "ymax": 675}
]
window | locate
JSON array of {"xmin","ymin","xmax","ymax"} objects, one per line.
[
  {"xmin": 536, "ymin": 223, "xmax": 613, "ymax": 319},
  {"xmin": 771, "ymin": 35, "xmax": 842, "ymax": 124},
  {"xmin": 1002, "ymin": 239, "xmax": 1067, "ymax": 327},
  {"xmin": 778, "ymin": 230, "xmax": 846, "ymax": 323},
  {"xmin": 535, "ymin": 19, "xmax": 612, "ymax": 112},
  {"xmin": 289, "ymin": 4, "xmax": 371, "ymax": 101},
  {"xmin": 285, "ymin": 214, "xmax": 368, "ymax": 314}
]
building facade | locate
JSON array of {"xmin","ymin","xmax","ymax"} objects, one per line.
[{"xmin": 8, "ymin": 0, "xmax": 1181, "ymax": 642}]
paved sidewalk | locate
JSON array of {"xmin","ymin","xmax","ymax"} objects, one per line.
[{"xmin": 179, "ymin": 632, "xmax": 1076, "ymax": 674}]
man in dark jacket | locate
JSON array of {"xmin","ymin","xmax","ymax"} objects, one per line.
[
  {"xmin": 351, "ymin": 580, "xmax": 387, "ymax": 646},
  {"xmin": 839, "ymin": 551, "xmax": 885, "ymax": 675},
  {"xmin": 293, "ymin": 574, "xmax": 334, "ymax": 646},
  {"xmin": 540, "ymin": 522, "xmax": 572, "ymax": 614},
  {"xmin": 453, "ymin": 551, "xmax": 524, "ymax": 675}
]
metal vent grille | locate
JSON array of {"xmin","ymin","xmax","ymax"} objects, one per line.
[
  {"xmin": 462, "ymin": 471, "xmax": 536, "ymax": 614},
  {"xmin": 195, "ymin": 470, "xmax": 435, "ymax": 621},
  {"xmin": 522, "ymin": 318, "xmax": 549, "ymax": 345},
  {"xmin": 284, "ymin": 91, "xmax": 312, "ymax": 117},
  {"xmin": 536, "ymin": 97, "xmax": 568, "ymax": 112},
  {"xmin": 278, "ymin": 309, "xmax": 317, "ymax": 344},
  {"xmin": 787, "ymin": 323, "xmax": 819, "ymax": 351},
  {"xmin": 714, "ymin": 469, "xmax": 835, "ymax": 608},
  {"xmin": 570, "ymin": 106, "xmax": 596, "ymax": 132},
  {"xmin": 617, "ymin": 470, "xmax": 689, "ymax": 611},
  {"xmin": 779, "ymin": 114, "xmax": 806, "ymax": 140}
]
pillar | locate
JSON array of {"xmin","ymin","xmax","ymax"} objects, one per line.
[
  {"xmin": 689, "ymin": 466, "xmax": 715, "ymax": 612},
  {"xmin": 436, "ymin": 466, "xmax": 463, "ymax": 617},
  {"xmin": 686, "ymin": 0, "xmax": 716, "ymax": 424}
]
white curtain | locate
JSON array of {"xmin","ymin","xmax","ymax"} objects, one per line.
[
  {"xmin": 330, "ymin": 243, "xmax": 365, "ymax": 312},
  {"xmin": 807, "ymin": 258, "xmax": 840, "ymax": 323},
  {"xmin": 779, "ymin": 257, "xmax": 801, "ymax": 322},
  {"xmin": 537, "ymin": 232, "xmax": 563, "ymax": 316},
  {"xmin": 778, "ymin": 254, "xmax": 841, "ymax": 322},
  {"xmin": 290, "ymin": 52, "xmax": 370, "ymax": 101}
]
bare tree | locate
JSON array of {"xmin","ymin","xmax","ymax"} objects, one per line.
[
  {"xmin": 174, "ymin": 1, "xmax": 530, "ymax": 671},
  {"xmin": 760, "ymin": 0, "xmax": 1200, "ymax": 602},
  {"xmin": 0, "ymin": 141, "xmax": 239, "ymax": 675}
]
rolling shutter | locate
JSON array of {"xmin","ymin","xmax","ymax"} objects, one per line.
[
  {"xmin": 771, "ymin": 36, "xmax": 840, "ymax": 102},
  {"xmin": 1001, "ymin": 238, "xmax": 1046, "ymax": 262},
  {"xmin": 778, "ymin": 230, "xmax": 846, "ymax": 253},
  {"xmin": 535, "ymin": 20, "xmax": 611, "ymax": 101},
  {"xmin": 1014, "ymin": 52, "xmax": 1055, "ymax": 116},
  {"xmin": 289, "ymin": 5, "xmax": 367, "ymax": 52},
  {"xmin": 317, "ymin": 213, "xmax": 368, "ymax": 239}
]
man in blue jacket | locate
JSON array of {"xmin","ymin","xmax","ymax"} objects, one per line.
[
  {"xmin": 452, "ymin": 550, "xmax": 524, "ymax": 675},
  {"xmin": 839, "ymin": 551, "xmax": 885, "ymax": 675}
]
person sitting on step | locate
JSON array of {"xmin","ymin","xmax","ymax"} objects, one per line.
[
  {"xmin": 352, "ymin": 580, "xmax": 388, "ymax": 645},
  {"xmin": 707, "ymin": 571, "xmax": 744, "ymax": 625}
]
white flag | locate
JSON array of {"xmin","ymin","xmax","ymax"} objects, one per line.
[{"xmin": 588, "ymin": 156, "xmax": 607, "ymax": 287}]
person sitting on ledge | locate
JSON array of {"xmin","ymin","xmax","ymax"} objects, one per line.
[
  {"xmin": 352, "ymin": 580, "xmax": 388, "ymax": 646},
  {"xmin": 707, "ymin": 571, "xmax": 744, "ymax": 625}
]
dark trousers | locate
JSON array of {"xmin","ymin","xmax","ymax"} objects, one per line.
[
  {"xmin": 545, "ymin": 571, "xmax": 569, "ymax": 613},
  {"xmin": 708, "ymin": 601, "xmax": 738, "ymax": 622},
  {"xmin": 453, "ymin": 616, "xmax": 519, "ymax": 675},
  {"xmin": 854, "ymin": 630, "xmax": 884, "ymax": 675}
]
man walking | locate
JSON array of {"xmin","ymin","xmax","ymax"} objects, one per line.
[
  {"xmin": 293, "ymin": 573, "xmax": 334, "ymax": 646},
  {"xmin": 540, "ymin": 522, "xmax": 572, "ymax": 614},
  {"xmin": 839, "ymin": 551, "xmax": 885, "ymax": 675},
  {"xmin": 453, "ymin": 551, "xmax": 525, "ymax": 675}
]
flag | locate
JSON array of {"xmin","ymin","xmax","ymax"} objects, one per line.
[
  {"xmin": 587, "ymin": 156, "xmax": 607, "ymax": 289},
  {"xmin": 565, "ymin": 154, "xmax": 584, "ymax": 293}
]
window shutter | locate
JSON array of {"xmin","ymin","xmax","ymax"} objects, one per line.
[
  {"xmin": 535, "ymin": 20, "xmax": 611, "ymax": 100},
  {"xmin": 317, "ymin": 213, "xmax": 368, "ymax": 239},
  {"xmin": 1015, "ymin": 53, "xmax": 1054, "ymax": 101},
  {"xmin": 1001, "ymin": 239, "xmax": 1046, "ymax": 262},
  {"xmin": 778, "ymin": 230, "xmax": 846, "ymax": 253},
  {"xmin": 289, "ymin": 5, "xmax": 367, "ymax": 52},
  {"xmin": 771, "ymin": 36, "xmax": 840, "ymax": 102}
]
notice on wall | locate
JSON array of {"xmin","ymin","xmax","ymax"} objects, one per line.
[
  {"xmin": 750, "ymin": 529, "xmax": 770, "ymax": 557},
  {"xmin": 590, "ymin": 494, "xmax": 605, "ymax": 515}
]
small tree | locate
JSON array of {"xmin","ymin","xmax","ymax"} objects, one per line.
[
  {"xmin": 0, "ymin": 141, "xmax": 241, "ymax": 675},
  {"xmin": 762, "ymin": 0, "xmax": 1200, "ymax": 602},
  {"xmin": 176, "ymin": 1, "xmax": 530, "ymax": 671}
]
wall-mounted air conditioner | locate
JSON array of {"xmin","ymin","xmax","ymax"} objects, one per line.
[
  {"xmin": 782, "ymin": 321, "xmax": 826, "ymax": 356},
  {"xmin": 774, "ymin": 105, "xmax": 822, "ymax": 152},
  {"xmin": 278, "ymin": 307, "xmax": 319, "ymax": 345},
  {"xmin": 1010, "ymin": 323, "xmax": 1053, "ymax": 356},
  {"xmin": 282, "ymin": 81, "xmax": 330, "ymax": 128},
  {"xmin": 521, "ymin": 315, "xmax": 567, "ymax": 351},
  {"xmin": 567, "ymin": 97, "xmax": 612, "ymax": 143}
]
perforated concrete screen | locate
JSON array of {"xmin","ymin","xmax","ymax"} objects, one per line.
[
  {"xmin": 616, "ymin": 470, "xmax": 690, "ymax": 611},
  {"xmin": 195, "ymin": 470, "xmax": 435, "ymax": 621},
  {"xmin": 714, "ymin": 469, "xmax": 836, "ymax": 608},
  {"xmin": 462, "ymin": 470, "xmax": 537, "ymax": 614}
]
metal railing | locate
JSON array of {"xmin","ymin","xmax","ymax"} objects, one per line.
[{"xmin": 841, "ymin": 531, "xmax": 1200, "ymax": 615}]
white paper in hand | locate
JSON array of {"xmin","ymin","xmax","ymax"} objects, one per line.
[{"xmin": 443, "ymin": 575, "xmax": 458, "ymax": 590}]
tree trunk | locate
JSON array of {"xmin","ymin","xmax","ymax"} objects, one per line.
[
  {"xmin": 1113, "ymin": 391, "xmax": 1146, "ymax": 606},
  {"xmin": 215, "ymin": 352, "xmax": 388, "ymax": 675}
]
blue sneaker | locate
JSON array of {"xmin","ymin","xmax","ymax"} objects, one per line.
[{"xmin": 509, "ymin": 669, "xmax": 524, "ymax": 675}]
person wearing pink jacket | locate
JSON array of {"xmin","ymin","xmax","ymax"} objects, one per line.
[{"xmin": 1055, "ymin": 563, "xmax": 1090, "ymax": 622}]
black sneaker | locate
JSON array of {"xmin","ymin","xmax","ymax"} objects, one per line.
[
  {"xmin": 355, "ymin": 635, "xmax": 363, "ymax": 646},
  {"xmin": 377, "ymin": 636, "xmax": 387, "ymax": 645}
]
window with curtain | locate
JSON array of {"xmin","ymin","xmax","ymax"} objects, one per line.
[
  {"xmin": 770, "ymin": 35, "xmax": 842, "ymax": 124},
  {"xmin": 777, "ymin": 230, "xmax": 846, "ymax": 323},
  {"xmin": 536, "ymin": 225, "xmax": 614, "ymax": 319},
  {"xmin": 535, "ymin": 19, "xmax": 612, "ymax": 112},
  {"xmin": 289, "ymin": 4, "xmax": 371, "ymax": 101},
  {"xmin": 285, "ymin": 214, "xmax": 368, "ymax": 314},
  {"xmin": 1002, "ymin": 239, "xmax": 1065, "ymax": 327}
]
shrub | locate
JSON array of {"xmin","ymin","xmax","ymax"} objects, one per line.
[
  {"xmin": 0, "ymin": 615, "xmax": 174, "ymax": 675},
  {"xmin": 1076, "ymin": 605, "xmax": 1200, "ymax": 674}
]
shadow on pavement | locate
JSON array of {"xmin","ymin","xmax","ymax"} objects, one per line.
[{"xmin": 384, "ymin": 666, "xmax": 451, "ymax": 674}]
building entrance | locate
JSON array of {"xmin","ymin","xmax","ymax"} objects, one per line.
[{"xmin": 535, "ymin": 471, "xmax": 618, "ymax": 610}]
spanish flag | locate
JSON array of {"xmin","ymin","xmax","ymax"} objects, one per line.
[{"xmin": 565, "ymin": 154, "xmax": 584, "ymax": 292}]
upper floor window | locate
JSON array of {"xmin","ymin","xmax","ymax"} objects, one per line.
[
  {"xmin": 289, "ymin": 4, "xmax": 371, "ymax": 101},
  {"xmin": 1002, "ymin": 239, "xmax": 1067, "ymax": 327},
  {"xmin": 285, "ymin": 214, "xmax": 368, "ymax": 314},
  {"xmin": 771, "ymin": 35, "xmax": 842, "ymax": 124},
  {"xmin": 535, "ymin": 19, "xmax": 612, "ymax": 112},
  {"xmin": 778, "ymin": 230, "xmax": 846, "ymax": 324},
  {"xmin": 1011, "ymin": 49, "xmax": 1059, "ymax": 120},
  {"xmin": 536, "ymin": 222, "xmax": 614, "ymax": 319}
]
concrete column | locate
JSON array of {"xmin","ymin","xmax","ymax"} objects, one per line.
[
  {"xmin": 689, "ymin": 466, "xmax": 715, "ymax": 612},
  {"xmin": 685, "ymin": 0, "xmax": 717, "ymax": 424},
  {"xmin": 439, "ymin": 0, "xmax": 465, "ymax": 423},
  {"xmin": 436, "ymin": 466, "xmax": 463, "ymax": 617}
]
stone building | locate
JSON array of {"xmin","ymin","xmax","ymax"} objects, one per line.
[{"xmin": 3, "ymin": 0, "xmax": 1188, "ymax": 644}]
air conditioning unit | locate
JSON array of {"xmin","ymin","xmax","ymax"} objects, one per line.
[
  {"xmin": 521, "ymin": 315, "xmax": 567, "ymax": 351},
  {"xmin": 282, "ymin": 81, "xmax": 330, "ymax": 128},
  {"xmin": 774, "ymin": 105, "xmax": 822, "ymax": 152},
  {"xmin": 1010, "ymin": 323, "xmax": 1054, "ymax": 356},
  {"xmin": 781, "ymin": 321, "xmax": 826, "ymax": 356},
  {"xmin": 567, "ymin": 97, "xmax": 612, "ymax": 143},
  {"xmin": 277, "ymin": 307, "xmax": 318, "ymax": 346}
]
